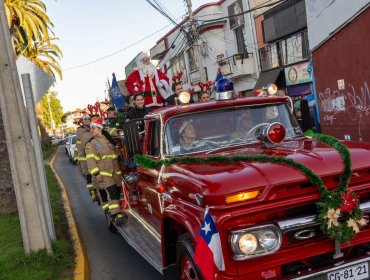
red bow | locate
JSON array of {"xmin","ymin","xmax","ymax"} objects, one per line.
[
  {"xmin": 172, "ymin": 72, "xmax": 183, "ymax": 83},
  {"xmin": 189, "ymin": 87, "xmax": 195, "ymax": 94},
  {"xmin": 340, "ymin": 190, "xmax": 359, "ymax": 214}
]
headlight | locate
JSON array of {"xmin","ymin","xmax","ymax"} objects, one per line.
[
  {"xmin": 239, "ymin": 233, "xmax": 258, "ymax": 254},
  {"xmin": 259, "ymin": 230, "xmax": 278, "ymax": 250},
  {"xmin": 231, "ymin": 225, "xmax": 282, "ymax": 260}
]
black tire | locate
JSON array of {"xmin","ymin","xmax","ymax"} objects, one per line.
[
  {"xmin": 176, "ymin": 233, "xmax": 203, "ymax": 280},
  {"xmin": 69, "ymin": 157, "xmax": 72, "ymax": 162},
  {"xmin": 105, "ymin": 212, "xmax": 117, "ymax": 233}
]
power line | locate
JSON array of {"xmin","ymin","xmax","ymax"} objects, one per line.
[
  {"xmin": 145, "ymin": 0, "xmax": 178, "ymax": 26},
  {"xmin": 62, "ymin": 16, "xmax": 184, "ymax": 72},
  {"xmin": 198, "ymin": 0, "xmax": 286, "ymax": 23}
]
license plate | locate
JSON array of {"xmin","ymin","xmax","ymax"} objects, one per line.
[{"xmin": 327, "ymin": 262, "xmax": 369, "ymax": 280}]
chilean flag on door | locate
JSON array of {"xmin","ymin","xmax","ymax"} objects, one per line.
[{"xmin": 194, "ymin": 207, "xmax": 225, "ymax": 280}]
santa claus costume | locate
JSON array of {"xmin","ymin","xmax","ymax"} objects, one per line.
[{"xmin": 125, "ymin": 52, "xmax": 172, "ymax": 109}]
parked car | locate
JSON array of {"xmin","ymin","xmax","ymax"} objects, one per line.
[{"xmin": 65, "ymin": 134, "xmax": 77, "ymax": 164}]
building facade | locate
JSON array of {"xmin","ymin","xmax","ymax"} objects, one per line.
[
  {"xmin": 307, "ymin": 0, "xmax": 370, "ymax": 141},
  {"xmin": 149, "ymin": 0, "xmax": 259, "ymax": 99},
  {"xmin": 252, "ymin": 0, "xmax": 319, "ymax": 132}
]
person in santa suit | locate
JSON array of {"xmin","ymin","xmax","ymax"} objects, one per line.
[{"xmin": 125, "ymin": 52, "xmax": 173, "ymax": 109}]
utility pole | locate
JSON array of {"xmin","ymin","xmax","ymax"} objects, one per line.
[
  {"xmin": 0, "ymin": 2, "xmax": 52, "ymax": 254},
  {"xmin": 186, "ymin": 0, "xmax": 207, "ymax": 83}
]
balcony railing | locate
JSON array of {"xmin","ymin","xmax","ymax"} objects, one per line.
[{"xmin": 217, "ymin": 53, "xmax": 255, "ymax": 78}]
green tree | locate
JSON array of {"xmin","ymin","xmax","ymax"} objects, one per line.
[
  {"xmin": 39, "ymin": 92, "xmax": 64, "ymax": 130},
  {"xmin": 4, "ymin": 0, "xmax": 63, "ymax": 79}
]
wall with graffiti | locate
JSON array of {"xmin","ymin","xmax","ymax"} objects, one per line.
[{"xmin": 312, "ymin": 7, "xmax": 370, "ymax": 142}]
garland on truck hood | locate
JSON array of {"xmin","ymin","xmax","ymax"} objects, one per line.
[{"xmin": 134, "ymin": 133, "xmax": 367, "ymax": 243}]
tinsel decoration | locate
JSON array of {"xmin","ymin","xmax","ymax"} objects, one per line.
[{"xmin": 134, "ymin": 133, "xmax": 367, "ymax": 243}]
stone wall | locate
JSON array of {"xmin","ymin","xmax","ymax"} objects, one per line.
[{"xmin": 0, "ymin": 108, "xmax": 17, "ymax": 213}]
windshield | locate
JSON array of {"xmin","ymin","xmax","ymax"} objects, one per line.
[{"xmin": 165, "ymin": 103, "xmax": 303, "ymax": 155}]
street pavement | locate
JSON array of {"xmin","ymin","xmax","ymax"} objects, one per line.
[{"xmin": 53, "ymin": 146, "xmax": 163, "ymax": 280}]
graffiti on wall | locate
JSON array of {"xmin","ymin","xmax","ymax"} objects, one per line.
[{"xmin": 318, "ymin": 82, "xmax": 370, "ymax": 137}]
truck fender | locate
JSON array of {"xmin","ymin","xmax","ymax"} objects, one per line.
[{"xmin": 161, "ymin": 205, "xmax": 202, "ymax": 267}]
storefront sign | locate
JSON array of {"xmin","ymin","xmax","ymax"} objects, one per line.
[{"xmin": 284, "ymin": 61, "xmax": 312, "ymax": 86}]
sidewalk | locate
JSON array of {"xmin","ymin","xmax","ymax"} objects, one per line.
[{"xmin": 49, "ymin": 147, "xmax": 89, "ymax": 280}]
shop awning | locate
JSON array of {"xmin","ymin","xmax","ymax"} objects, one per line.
[
  {"xmin": 286, "ymin": 83, "xmax": 312, "ymax": 97},
  {"xmin": 253, "ymin": 68, "xmax": 282, "ymax": 91}
]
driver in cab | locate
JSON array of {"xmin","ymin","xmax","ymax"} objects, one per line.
[
  {"xmin": 178, "ymin": 119, "xmax": 218, "ymax": 153},
  {"xmin": 179, "ymin": 119, "xmax": 196, "ymax": 149},
  {"xmin": 230, "ymin": 112, "xmax": 254, "ymax": 140}
]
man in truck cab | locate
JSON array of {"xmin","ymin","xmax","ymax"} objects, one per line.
[{"xmin": 178, "ymin": 119, "xmax": 219, "ymax": 153}]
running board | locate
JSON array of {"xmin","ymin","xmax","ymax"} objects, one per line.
[{"xmin": 114, "ymin": 210, "xmax": 163, "ymax": 274}]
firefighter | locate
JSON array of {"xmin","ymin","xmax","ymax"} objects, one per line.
[
  {"xmin": 76, "ymin": 114, "xmax": 98, "ymax": 202},
  {"xmin": 85, "ymin": 117, "xmax": 127, "ymax": 225}
]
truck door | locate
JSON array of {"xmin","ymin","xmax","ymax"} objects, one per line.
[{"xmin": 136, "ymin": 118, "xmax": 162, "ymax": 232}]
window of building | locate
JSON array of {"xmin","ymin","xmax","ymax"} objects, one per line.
[
  {"xmin": 235, "ymin": 26, "xmax": 248, "ymax": 56},
  {"xmin": 171, "ymin": 54, "xmax": 188, "ymax": 83},
  {"xmin": 259, "ymin": 42, "xmax": 280, "ymax": 71},
  {"xmin": 259, "ymin": 30, "xmax": 308, "ymax": 71},
  {"xmin": 280, "ymin": 31, "xmax": 308, "ymax": 65}
]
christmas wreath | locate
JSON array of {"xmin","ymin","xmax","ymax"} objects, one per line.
[{"xmin": 135, "ymin": 133, "xmax": 367, "ymax": 243}]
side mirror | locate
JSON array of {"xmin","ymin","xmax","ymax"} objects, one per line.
[{"xmin": 287, "ymin": 96, "xmax": 294, "ymax": 113}]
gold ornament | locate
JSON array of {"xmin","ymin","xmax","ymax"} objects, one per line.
[
  {"xmin": 326, "ymin": 208, "xmax": 340, "ymax": 229},
  {"xmin": 347, "ymin": 218, "xmax": 360, "ymax": 233}
]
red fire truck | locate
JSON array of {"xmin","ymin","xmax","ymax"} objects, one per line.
[{"xmin": 111, "ymin": 89, "xmax": 370, "ymax": 279}]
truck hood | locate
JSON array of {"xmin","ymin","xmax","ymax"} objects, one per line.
[{"xmin": 165, "ymin": 140, "xmax": 370, "ymax": 204}]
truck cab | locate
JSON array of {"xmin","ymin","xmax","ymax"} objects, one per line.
[{"xmin": 114, "ymin": 94, "xmax": 370, "ymax": 280}]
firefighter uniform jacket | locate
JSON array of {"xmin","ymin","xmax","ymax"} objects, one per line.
[
  {"xmin": 76, "ymin": 125, "xmax": 92, "ymax": 175},
  {"xmin": 85, "ymin": 135, "xmax": 122, "ymax": 189}
]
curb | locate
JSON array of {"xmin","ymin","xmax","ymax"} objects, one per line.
[{"xmin": 50, "ymin": 148, "xmax": 89, "ymax": 280}]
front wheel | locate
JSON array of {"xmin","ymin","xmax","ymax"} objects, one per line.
[{"xmin": 176, "ymin": 233, "xmax": 203, "ymax": 280}]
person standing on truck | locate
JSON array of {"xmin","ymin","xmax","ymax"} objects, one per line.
[
  {"xmin": 197, "ymin": 81, "xmax": 213, "ymax": 102},
  {"xmin": 85, "ymin": 117, "xmax": 127, "ymax": 225},
  {"xmin": 165, "ymin": 72, "xmax": 183, "ymax": 106},
  {"xmin": 199, "ymin": 91, "xmax": 211, "ymax": 102},
  {"xmin": 126, "ymin": 93, "xmax": 152, "ymax": 132},
  {"xmin": 125, "ymin": 52, "xmax": 172, "ymax": 109},
  {"xmin": 76, "ymin": 114, "xmax": 99, "ymax": 202}
]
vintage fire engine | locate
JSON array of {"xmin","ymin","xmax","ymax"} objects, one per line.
[{"xmin": 110, "ymin": 85, "xmax": 370, "ymax": 280}]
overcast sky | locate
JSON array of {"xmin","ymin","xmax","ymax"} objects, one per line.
[{"xmin": 44, "ymin": 0, "xmax": 210, "ymax": 112}]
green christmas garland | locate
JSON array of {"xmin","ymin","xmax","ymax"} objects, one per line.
[{"xmin": 134, "ymin": 133, "xmax": 367, "ymax": 243}]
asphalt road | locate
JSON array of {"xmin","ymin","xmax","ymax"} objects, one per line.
[{"xmin": 53, "ymin": 146, "xmax": 164, "ymax": 280}]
